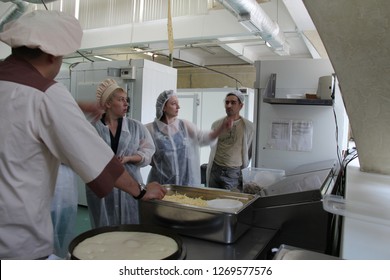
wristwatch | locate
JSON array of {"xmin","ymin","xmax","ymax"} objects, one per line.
[{"xmin": 133, "ymin": 183, "xmax": 147, "ymax": 200}]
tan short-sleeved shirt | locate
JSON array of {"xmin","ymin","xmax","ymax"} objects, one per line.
[{"xmin": 214, "ymin": 119, "xmax": 245, "ymax": 167}]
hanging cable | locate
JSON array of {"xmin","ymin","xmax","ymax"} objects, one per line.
[
  {"xmin": 39, "ymin": 0, "xmax": 48, "ymax": 10},
  {"xmin": 161, "ymin": 54, "xmax": 243, "ymax": 89},
  {"xmin": 76, "ymin": 51, "xmax": 94, "ymax": 62}
]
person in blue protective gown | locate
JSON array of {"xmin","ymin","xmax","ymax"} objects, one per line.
[
  {"xmin": 145, "ymin": 90, "xmax": 231, "ymax": 187},
  {"xmin": 86, "ymin": 79, "xmax": 156, "ymax": 228}
]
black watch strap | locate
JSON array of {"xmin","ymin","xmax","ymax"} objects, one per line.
[{"xmin": 133, "ymin": 183, "xmax": 147, "ymax": 200}]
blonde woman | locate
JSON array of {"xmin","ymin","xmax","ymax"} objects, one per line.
[{"xmin": 86, "ymin": 79, "xmax": 155, "ymax": 228}]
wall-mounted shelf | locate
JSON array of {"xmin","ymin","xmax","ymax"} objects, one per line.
[
  {"xmin": 263, "ymin": 97, "xmax": 333, "ymax": 106},
  {"xmin": 263, "ymin": 73, "xmax": 334, "ymax": 106}
]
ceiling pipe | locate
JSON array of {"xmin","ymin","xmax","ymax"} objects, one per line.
[
  {"xmin": 0, "ymin": 0, "xmax": 27, "ymax": 31},
  {"xmin": 0, "ymin": 0, "xmax": 59, "ymax": 31},
  {"xmin": 23, "ymin": 0, "xmax": 58, "ymax": 3},
  {"xmin": 217, "ymin": 0, "xmax": 290, "ymax": 55}
]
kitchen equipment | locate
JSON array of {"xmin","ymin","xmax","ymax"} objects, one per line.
[
  {"xmin": 139, "ymin": 185, "xmax": 258, "ymax": 244},
  {"xmin": 207, "ymin": 198, "xmax": 243, "ymax": 212},
  {"xmin": 68, "ymin": 224, "xmax": 186, "ymax": 260},
  {"xmin": 317, "ymin": 75, "xmax": 334, "ymax": 100},
  {"xmin": 251, "ymin": 160, "xmax": 341, "ymax": 254}
]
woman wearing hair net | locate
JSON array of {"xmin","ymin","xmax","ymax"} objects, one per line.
[
  {"xmin": 145, "ymin": 90, "xmax": 231, "ymax": 186},
  {"xmin": 86, "ymin": 79, "xmax": 155, "ymax": 228}
]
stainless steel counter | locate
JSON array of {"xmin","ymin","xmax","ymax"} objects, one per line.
[
  {"xmin": 180, "ymin": 227, "xmax": 278, "ymax": 260},
  {"xmin": 139, "ymin": 185, "xmax": 258, "ymax": 244},
  {"xmin": 250, "ymin": 160, "xmax": 341, "ymax": 254}
]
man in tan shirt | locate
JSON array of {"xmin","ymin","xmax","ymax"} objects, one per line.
[{"xmin": 206, "ymin": 90, "xmax": 254, "ymax": 190}]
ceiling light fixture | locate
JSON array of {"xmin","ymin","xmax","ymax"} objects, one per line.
[
  {"xmin": 93, "ymin": 55, "xmax": 112, "ymax": 61},
  {"xmin": 145, "ymin": 52, "xmax": 157, "ymax": 57}
]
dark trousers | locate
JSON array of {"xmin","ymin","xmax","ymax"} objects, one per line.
[{"xmin": 208, "ymin": 162, "xmax": 242, "ymax": 191}]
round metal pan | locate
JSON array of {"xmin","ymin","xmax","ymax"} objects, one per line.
[{"xmin": 68, "ymin": 224, "xmax": 186, "ymax": 260}]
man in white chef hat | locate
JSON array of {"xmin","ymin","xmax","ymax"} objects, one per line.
[{"xmin": 0, "ymin": 10, "xmax": 166, "ymax": 260}]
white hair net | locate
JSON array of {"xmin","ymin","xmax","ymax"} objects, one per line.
[
  {"xmin": 226, "ymin": 90, "xmax": 245, "ymax": 103},
  {"xmin": 96, "ymin": 79, "xmax": 121, "ymax": 107},
  {"xmin": 0, "ymin": 10, "xmax": 82, "ymax": 56},
  {"xmin": 156, "ymin": 90, "xmax": 176, "ymax": 119}
]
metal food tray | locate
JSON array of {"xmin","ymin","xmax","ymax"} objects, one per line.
[{"xmin": 139, "ymin": 185, "xmax": 258, "ymax": 244}]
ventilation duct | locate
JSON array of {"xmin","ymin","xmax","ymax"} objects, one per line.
[
  {"xmin": 0, "ymin": 0, "xmax": 27, "ymax": 31},
  {"xmin": 217, "ymin": 0, "xmax": 290, "ymax": 55},
  {"xmin": 0, "ymin": 0, "xmax": 61, "ymax": 31},
  {"xmin": 23, "ymin": 0, "xmax": 58, "ymax": 3}
]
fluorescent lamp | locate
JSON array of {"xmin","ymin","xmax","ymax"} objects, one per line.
[
  {"xmin": 145, "ymin": 52, "xmax": 157, "ymax": 57},
  {"xmin": 93, "ymin": 55, "xmax": 112, "ymax": 61}
]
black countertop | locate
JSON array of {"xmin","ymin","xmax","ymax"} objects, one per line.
[{"xmin": 180, "ymin": 227, "xmax": 278, "ymax": 260}]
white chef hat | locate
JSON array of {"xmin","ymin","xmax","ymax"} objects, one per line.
[
  {"xmin": 156, "ymin": 90, "xmax": 176, "ymax": 119},
  {"xmin": 96, "ymin": 79, "xmax": 122, "ymax": 107},
  {"xmin": 226, "ymin": 90, "xmax": 245, "ymax": 103},
  {"xmin": 0, "ymin": 10, "xmax": 83, "ymax": 56}
]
